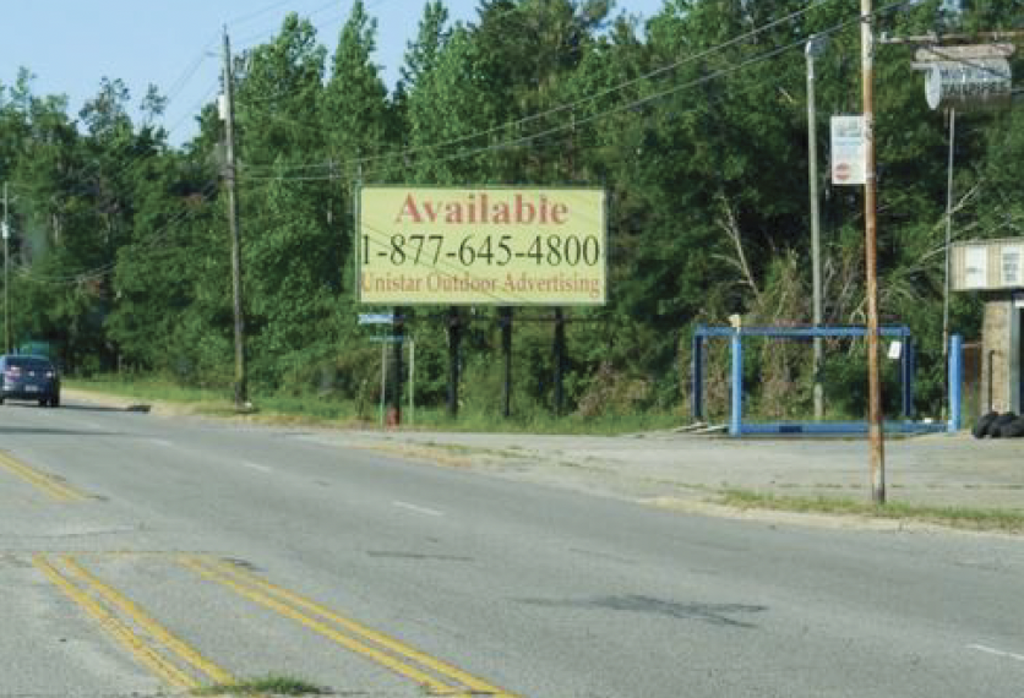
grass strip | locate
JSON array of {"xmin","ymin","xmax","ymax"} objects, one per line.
[
  {"xmin": 192, "ymin": 674, "xmax": 324, "ymax": 696},
  {"xmin": 718, "ymin": 488, "xmax": 1024, "ymax": 534},
  {"xmin": 66, "ymin": 377, "xmax": 684, "ymax": 435}
]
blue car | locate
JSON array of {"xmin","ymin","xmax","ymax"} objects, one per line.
[{"xmin": 0, "ymin": 355, "xmax": 61, "ymax": 407}]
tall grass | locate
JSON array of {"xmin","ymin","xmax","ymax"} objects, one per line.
[{"xmin": 67, "ymin": 376, "xmax": 684, "ymax": 435}]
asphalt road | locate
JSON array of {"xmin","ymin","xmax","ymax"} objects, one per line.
[{"xmin": 1, "ymin": 398, "xmax": 1022, "ymax": 697}]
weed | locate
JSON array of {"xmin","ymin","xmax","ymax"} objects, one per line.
[{"xmin": 192, "ymin": 674, "xmax": 324, "ymax": 696}]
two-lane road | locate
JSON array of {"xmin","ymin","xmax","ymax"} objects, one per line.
[{"xmin": 1, "ymin": 399, "xmax": 1022, "ymax": 696}]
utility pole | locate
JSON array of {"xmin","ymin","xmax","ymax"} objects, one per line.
[
  {"xmin": 862, "ymin": 0, "xmax": 886, "ymax": 504},
  {"xmin": 806, "ymin": 35, "xmax": 828, "ymax": 421},
  {"xmin": 2, "ymin": 182, "xmax": 10, "ymax": 354},
  {"xmin": 221, "ymin": 28, "xmax": 248, "ymax": 410}
]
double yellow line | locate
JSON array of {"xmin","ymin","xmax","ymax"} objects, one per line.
[
  {"xmin": 33, "ymin": 550, "xmax": 515, "ymax": 696},
  {"xmin": 179, "ymin": 555, "xmax": 517, "ymax": 697},
  {"xmin": 33, "ymin": 553, "xmax": 234, "ymax": 690},
  {"xmin": 0, "ymin": 451, "xmax": 87, "ymax": 502}
]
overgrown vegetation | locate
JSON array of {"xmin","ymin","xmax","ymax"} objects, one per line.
[{"xmin": 3, "ymin": 1, "xmax": 1022, "ymax": 423}]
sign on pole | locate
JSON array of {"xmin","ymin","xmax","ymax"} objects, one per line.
[
  {"xmin": 830, "ymin": 116, "xmax": 867, "ymax": 186},
  {"xmin": 913, "ymin": 44, "xmax": 1014, "ymax": 112},
  {"xmin": 924, "ymin": 58, "xmax": 1012, "ymax": 111},
  {"xmin": 356, "ymin": 187, "xmax": 607, "ymax": 306}
]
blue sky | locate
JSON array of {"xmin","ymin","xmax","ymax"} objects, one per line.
[{"xmin": 0, "ymin": 1, "xmax": 666, "ymax": 145}]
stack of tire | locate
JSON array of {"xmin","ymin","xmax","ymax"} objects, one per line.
[{"xmin": 972, "ymin": 411, "xmax": 1024, "ymax": 438}]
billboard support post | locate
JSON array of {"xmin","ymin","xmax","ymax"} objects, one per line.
[
  {"xmin": 379, "ymin": 341, "xmax": 386, "ymax": 427},
  {"xmin": 447, "ymin": 307, "xmax": 460, "ymax": 418},
  {"xmin": 502, "ymin": 307, "xmax": 513, "ymax": 418},
  {"xmin": 391, "ymin": 307, "xmax": 404, "ymax": 426},
  {"xmin": 553, "ymin": 307, "xmax": 566, "ymax": 416}
]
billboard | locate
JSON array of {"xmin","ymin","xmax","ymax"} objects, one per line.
[{"xmin": 357, "ymin": 187, "xmax": 607, "ymax": 306}]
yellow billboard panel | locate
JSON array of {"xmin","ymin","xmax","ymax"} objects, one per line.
[{"xmin": 357, "ymin": 187, "xmax": 606, "ymax": 306}]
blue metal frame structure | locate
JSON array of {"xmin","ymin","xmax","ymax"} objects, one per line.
[{"xmin": 691, "ymin": 325, "xmax": 961, "ymax": 436}]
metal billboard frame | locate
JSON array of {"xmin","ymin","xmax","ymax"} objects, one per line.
[{"xmin": 691, "ymin": 325, "xmax": 960, "ymax": 436}]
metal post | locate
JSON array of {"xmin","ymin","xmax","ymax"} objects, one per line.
[
  {"xmin": 987, "ymin": 349, "xmax": 995, "ymax": 414},
  {"xmin": 806, "ymin": 36, "xmax": 827, "ymax": 421},
  {"xmin": 941, "ymin": 108, "xmax": 956, "ymax": 421},
  {"xmin": 692, "ymin": 333, "xmax": 704, "ymax": 421},
  {"xmin": 900, "ymin": 334, "xmax": 912, "ymax": 419},
  {"xmin": 392, "ymin": 307, "xmax": 403, "ymax": 426},
  {"xmin": 222, "ymin": 29, "xmax": 248, "ymax": 410},
  {"xmin": 730, "ymin": 331, "xmax": 743, "ymax": 436},
  {"xmin": 862, "ymin": 0, "xmax": 886, "ymax": 504},
  {"xmin": 949, "ymin": 334, "xmax": 963, "ymax": 433},
  {"xmin": 379, "ymin": 340, "xmax": 387, "ymax": 427},
  {"xmin": 907, "ymin": 338, "xmax": 917, "ymax": 419}
]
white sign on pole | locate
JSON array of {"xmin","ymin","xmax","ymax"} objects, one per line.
[{"xmin": 830, "ymin": 116, "xmax": 867, "ymax": 186}]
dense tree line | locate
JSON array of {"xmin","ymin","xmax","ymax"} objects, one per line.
[{"xmin": 0, "ymin": 0, "xmax": 1021, "ymax": 421}]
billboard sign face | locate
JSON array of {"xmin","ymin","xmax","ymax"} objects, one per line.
[
  {"xmin": 830, "ymin": 116, "xmax": 867, "ymax": 186},
  {"xmin": 357, "ymin": 187, "xmax": 607, "ymax": 306}
]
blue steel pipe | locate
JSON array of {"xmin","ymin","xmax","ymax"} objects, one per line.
[
  {"xmin": 730, "ymin": 331, "xmax": 743, "ymax": 436},
  {"xmin": 948, "ymin": 334, "xmax": 963, "ymax": 433}
]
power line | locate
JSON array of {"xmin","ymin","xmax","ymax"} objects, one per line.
[
  {"xmin": 13, "ymin": 179, "xmax": 221, "ymax": 286},
  {"xmin": 245, "ymin": 0, "xmax": 849, "ymax": 177},
  {"xmin": 245, "ymin": 0, "xmax": 921, "ymax": 184}
]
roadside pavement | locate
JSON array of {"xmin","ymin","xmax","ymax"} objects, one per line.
[
  {"xmin": 329, "ymin": 428, "xmax": 1024, "ymax": 515},
  {"xmin": 64, "ymin": 388, "xmax": 1024, "ymax": 528}
]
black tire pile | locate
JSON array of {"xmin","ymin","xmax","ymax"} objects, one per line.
[{"xmin": 972, "ymin": 411, "xmax": 1024, "ymax": 438}]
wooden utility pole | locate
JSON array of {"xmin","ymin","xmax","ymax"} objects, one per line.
[
  {"xmin": 2, "ymin": 182, "xmax": 10, "ymax": 354},
  {"xmin": 222, "ymin": 28, "xmax": 248, "ymax": 410},
  {"xmin": 862, "ymin": 0, "xmax": 886, "ymax": 504}
]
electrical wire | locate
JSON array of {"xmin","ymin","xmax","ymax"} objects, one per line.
[
  {"xmin": 244, "ymin": 0, "xmax": 923, "ymax": 184},
  {"xmin": 3, "ymin": 0, "xmax": 939, "ymax": 287},
  {"xmin": 13, "ymin": 179, "xmax": 222, "ymax": 286},
  {"xmin": 242, "ymin": 0, "xmax": 849, "ymax": 175}
]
